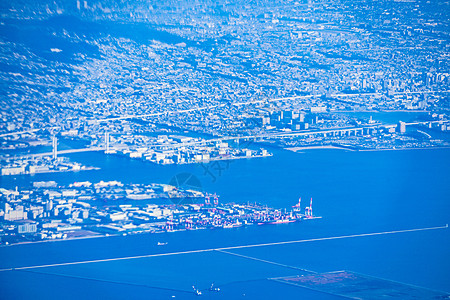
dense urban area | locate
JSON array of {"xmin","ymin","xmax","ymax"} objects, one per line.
[{"xmin": 0, "ymin": 0, "xmax": 449, "ymax": 244}]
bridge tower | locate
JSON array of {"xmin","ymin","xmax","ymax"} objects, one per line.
[
  {"xmin": 52, "ymin": 136, "xmax": 57, "ymax": 160},
  {"xmin": 105, "ymin": 132, "xmax": 110, "ymax": 153}
]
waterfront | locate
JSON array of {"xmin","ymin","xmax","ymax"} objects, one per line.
[
  {"xmin": 0, "ymin": 148, "xmax": 449, "ymax": 299},
  {"xmin": 1, "ymin": 0, "xmax": 450, "ymax": 298},
  {"xmin": 0, "ymin": 178, "xmax": 316, "ymax": 245}
]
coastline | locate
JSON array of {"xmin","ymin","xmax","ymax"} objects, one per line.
[
  {"xmin": 0, "ymin": 166, "xmax": 100, "ymax": 177},
  {"xmin": 285, "ymin": 145, "xmax": 450, "ymax": 152},
  {"xmin": 0, "ymin": 213, "xmax": 319, "ymax": 248},
  {"xmin": 285, "ymin": 145, "xmax": 355, "ymax": 152},
  {"xmin": 0, "ymin": 232, "xmax": 109, "ymax": 248},
  {"xmin": 140, "ymin": 153, "xmax": 274, "ymax": 165},
  {"xmin": 358, "ymin": 146, "xmax": 450, "ymax": 152},
  {"xmin": 332, "ymin": 109, "xmax": 430, "ymax": 113}
]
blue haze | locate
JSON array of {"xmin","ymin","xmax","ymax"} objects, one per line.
[{"xmin": 0, "ymin": 148, "xmax": 449, "ymax": 299}]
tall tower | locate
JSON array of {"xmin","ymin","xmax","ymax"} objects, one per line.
[
  {"xmin": 105, "ymin": 132, "xmax": 110, "ymax": 153},
  {"xmin": 398, "ymin": 121, "xmax": 406, "ymax": 134},
  {"xmin": 52, "ymin": 136, "xmax": 58, "ymax": 160}
]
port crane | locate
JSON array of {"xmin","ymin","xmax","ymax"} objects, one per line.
[
  {"xmin": 292, "ymin": 197, "xmax": 301, "ymax": 212},
  {"xmin": 305, "ymin": 198, "xmax": 313, "ymax": 217}
]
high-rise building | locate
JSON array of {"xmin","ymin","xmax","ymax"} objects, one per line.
[
  {"xmin": 17, "ymin": 223, "xmax": 37, "ymax": 234},
  {"xmin": 45, "ymin": 199, "xmax": 53, "ymax": 212}
]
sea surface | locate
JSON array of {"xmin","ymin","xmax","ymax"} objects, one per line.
[{"xmin": 0, "ymin": 148, "xmax": 449, "ymax": 299}]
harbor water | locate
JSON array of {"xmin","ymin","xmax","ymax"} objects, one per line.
[{"xmin": 0, "ymin": 148, "xmax": 449, "ymax": 299}]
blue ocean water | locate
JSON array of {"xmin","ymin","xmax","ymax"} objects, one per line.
[{"xmin": 0, "ymin": 148, "xmax": 449, "ymax": 299}]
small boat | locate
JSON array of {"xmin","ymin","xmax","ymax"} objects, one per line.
[
  {"xmin": 192, "ymin": 286, "xmax": 202, "ymax": 296},
  {"xmin": 210, "ymin": 283, "xmax": 220, "ymax": 292},
  {"xmin": 268, "ymin": 218, "xmax": 297, "ymax": 224},
  {"xmin": 157, "ymin": 242, "xmax": 168, "ymax": 246}
]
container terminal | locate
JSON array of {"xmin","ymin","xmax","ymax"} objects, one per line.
[{"xmin": 0, "ymin": 181, "xmax": 319, "ymax": 245}]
